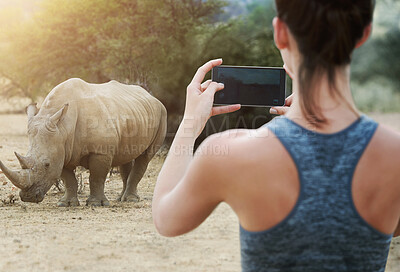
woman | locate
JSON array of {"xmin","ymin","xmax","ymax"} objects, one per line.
[{"xmin": 152, "ymin": 0, "xmax": 400, "ymax": 271}]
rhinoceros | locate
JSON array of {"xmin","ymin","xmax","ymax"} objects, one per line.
[{"xmin": 0, "ymin": 78, "xmax": 167, "ymax": 206}]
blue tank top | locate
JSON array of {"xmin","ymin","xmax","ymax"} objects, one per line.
[{"xmin": 240, "ymin": 115, "xmax": 393, "ymax": 272}]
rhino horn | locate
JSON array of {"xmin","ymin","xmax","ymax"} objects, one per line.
[
  {"xmin": 0, "ymin": 160, "xmax": 32, "ymax": 189},
  {"xmin": 14, "ymin": 152, "xmax": 33, "ymax": 169}
]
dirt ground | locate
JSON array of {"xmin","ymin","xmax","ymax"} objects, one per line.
[{"xmin": 0, "ymin": 113, "xmax": 399, "ymax": 272}]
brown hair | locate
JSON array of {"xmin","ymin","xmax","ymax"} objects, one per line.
[{"xmin": 275, "ymin": 0, "xmax": 375, "ymax": 125}]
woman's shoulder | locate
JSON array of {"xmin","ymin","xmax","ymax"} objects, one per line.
[
  {"xmin": 205, "ymin": 125, "xmax": 278, "ymax": 145},
  {"xmin": 361, "ymin": 120, "xmax": 400, "ymax": 190},
  {"xmin": 372, "ymin": 122, "xmax": 400, "ymax": 154},
  {"xmin": 199, "ymin": 126, "xmax": 282, "ymax": 166}
]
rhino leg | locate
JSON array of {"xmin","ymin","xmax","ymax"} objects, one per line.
[
  {"xmin": 121, "ymin": 120, "xmax": 165, "ymax": 202},
  {"xmin": 86, "ymin": 154, "xmax": 112, "ymax": 207},
  {"xmin": 57, "ymin": 168, "xmax": 80, "ymax": 207},
  {"xmin": 120, "ymin": 153, "xmax": 151, "ymax": 202},
  {"xmin": 117, "ymin": 161, "xmax": 134, "ymax": 201}
]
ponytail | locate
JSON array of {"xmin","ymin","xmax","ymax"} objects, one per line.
[{"xmin": 275, "ymin": 0, "xmax": 375, "ymax": 125}]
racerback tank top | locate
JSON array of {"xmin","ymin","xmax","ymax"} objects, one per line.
[{"xmin": 240, "ymin": 115, "xmax": 393, "ymax": 272}]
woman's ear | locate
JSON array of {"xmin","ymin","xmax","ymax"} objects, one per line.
[
  {"xmin": 273, "ymin": 17, "xmax": 289, "ymax": 50},
  {"xmin": 355, "ymin": 24, "xmax": 372, "ymax": 49}
]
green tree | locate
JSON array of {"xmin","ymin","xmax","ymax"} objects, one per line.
[
  {"xmin": 352, "ymin": 0, "xmax": 400, "ymax": 90},
  {"xmin": 0, "ymin": 0, "xmax": 283, "ymax": 135},
  {"xmin": 0, "ymin": 0, "xmax": 226, "ymax": 103}
]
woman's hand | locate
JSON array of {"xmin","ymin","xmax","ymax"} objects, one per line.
[
  {"xmin": 270, "ymin": 93, "xmax": 293, "ymax": 115},
  {"xmin": 183, "ymin": 59, "xmax": 241, "ymax": 137},
  {"xmin": 270, "ymin": 64, "xmax": 294, "ymax": 115}
]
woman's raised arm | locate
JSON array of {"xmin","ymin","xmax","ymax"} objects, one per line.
[{"xmin": 152, "ymin": 59, "xmax": 240, "ymax": 237}]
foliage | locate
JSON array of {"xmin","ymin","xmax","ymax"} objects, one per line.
[
  {"xmin": 0, "ymin": 0, "xmax": 398, "ymax": 124},
  {"xmin": 351, "ymin": 0, "xmax": 400, "ymax": 90},
  {"xmin": 0, "ymin": 0, "xmax": 282, "ymax": 134},
  {"xmin": 352, "ymin": 79, "xmax": 400, "ymax": 113},
  {"xmin": 0, "ymin": 0, "xmax": 227, "ymax": 103}
]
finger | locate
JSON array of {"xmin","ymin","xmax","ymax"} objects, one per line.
[
  {"xmin": 212, "ymin": 104, "xmax": 241, "ymax": 116},
  {"xmin": 270, "ymin": 106, "xmax": 289, "ymax": 115},
  {"xmin": 191, "ymin": 59, "xmax": 223, "ymax": 85},
  {"xmin": 204, "ymin": 82, "xmax": 224, "ymax": 96},
  {"xmin": 201, "ymin": 80, "xmax": 212, "ymax": 92},
  {"xmin": 283, "ymin": 64, "xmax": 294, "ymax": 80},
  {"xmin": 285, "ymin": 94, "xmax": 294, "ymax": 106}
]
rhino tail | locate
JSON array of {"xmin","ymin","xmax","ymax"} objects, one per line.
[{"xmin": 148, "ymin": 105, "xmax": 167, "ymax": 157}]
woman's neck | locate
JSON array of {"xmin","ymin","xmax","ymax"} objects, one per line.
[{"xmin": 285, "ymin": 66, "xmax": 360, "ymax": 133}]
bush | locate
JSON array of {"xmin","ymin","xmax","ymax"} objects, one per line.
[{"xmin": 352, "ymin": 78, "xmax": 400, "ymax": 113}]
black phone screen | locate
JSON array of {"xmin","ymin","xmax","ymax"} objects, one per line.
[{"xmin": 212, "ymin": 65, "xmax": 286, "ymax": 107}]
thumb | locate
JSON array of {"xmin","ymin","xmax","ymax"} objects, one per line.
[{"xmin": 270, "ymin": 106, "xmax": 289, "ymax": 115}]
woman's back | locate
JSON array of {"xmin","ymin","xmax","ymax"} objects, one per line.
[
  {"xmin": 152, "ymin": 0, "xmax": 400, "ymax": 270},
  {"xmin": 230, "ymin": 115, "xmax": 400, "ymax": 271},
  {"xmin": 153, "ymin": 66, "xmax": 400, "ymax": 271}
]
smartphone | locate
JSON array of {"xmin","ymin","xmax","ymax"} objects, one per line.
[{"xmin": 211, "ymin": 65, "xmax": 286, "ymax": 107}]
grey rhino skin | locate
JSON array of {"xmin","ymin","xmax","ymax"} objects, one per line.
[{"xmin": 0, "ymin": 78, "xmax": 167, "ymax": 206}]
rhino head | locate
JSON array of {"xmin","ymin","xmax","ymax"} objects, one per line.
[{"xmin": 0, "ymin": 103, "xmax": 69, "ymax": 203}]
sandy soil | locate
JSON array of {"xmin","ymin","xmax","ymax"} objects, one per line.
[{"xmin": 0, "ymin": 113, "xmax": 399, "ymax": 272}]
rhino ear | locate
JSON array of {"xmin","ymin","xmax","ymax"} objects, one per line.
[
  {"xmin": 47, "ymin": 104, "xmax": 69, "ymax": 130},
  {"xmin": 26, "ymin": 103, "xmax": 39, "ymax": 119}
]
